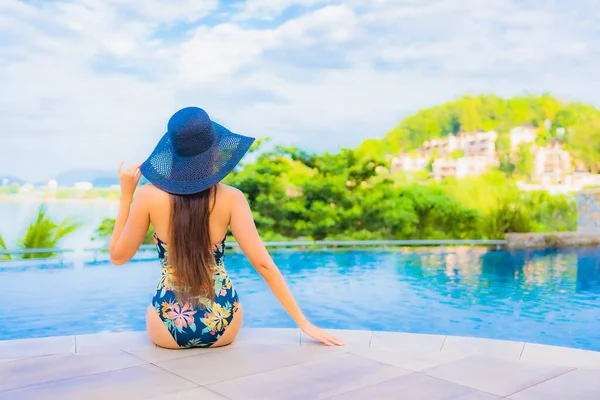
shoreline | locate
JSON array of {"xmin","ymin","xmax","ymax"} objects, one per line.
[{"xmin": 0, "ymin": 195, "xmax": 118, "ymax": 204}]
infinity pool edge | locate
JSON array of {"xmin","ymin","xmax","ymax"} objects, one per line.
[{"xmin": 1, "ymin": 328, "xmax": 599, "ymax": 371}]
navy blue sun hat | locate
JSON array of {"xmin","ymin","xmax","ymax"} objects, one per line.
[{"xmin": 140, "ymin": 107, "xmax": 255, "ymax": 195}]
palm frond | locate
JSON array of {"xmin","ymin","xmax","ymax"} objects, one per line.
[
  {"xmin": 91, "ymin": 218, "xmax": 116, "ymax": 242},
  {"xmin": 54, "ymin": 218, "xmax": 83, "ymax": 242},
  {"xmin": 0, "ymin": 233, "xmax": 11, "ymax": 261},
  {"xmin": 92, "ymin": 218, "xmax": 155, "ymax": 245},
  {"xmin": 19, "ymin": 204, "xmax": 81, "ymax": 259}
]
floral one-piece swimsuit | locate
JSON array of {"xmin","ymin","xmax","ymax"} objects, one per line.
[{"xmin": 151, "ymin": 234, "xmax": 239, "ymax": 348}]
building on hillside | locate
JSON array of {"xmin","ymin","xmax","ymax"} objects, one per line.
[
  {"xmin": 19, "ymin": 183, "xmax": 34, "ymax": 193},
  {"xmin": 421, "ymin": 131, "xmax": 498, "ymax": 158},
  {"xmin": 533, "ymin": 139, "xmax": 572, "ymax": 184},
  {"xmin": 394, "ymin": 130, "xmax": 498, "ymax": 175},
  {"xmin": 431, "ymin": 158, "xmax": 456, "ymax": 180},
  {"xmin": 47, "ymin": 180, "xmax": 58, "ymax": 193},
  {"xmin": 510, "ymin": 124, "xmax": 537, "ymax": 151},
  {"xmin": 389, "ymin": 122, "xmax": 596, "ymax": 187},
  {"xmin": 422, "ymin": 135, "xmax": 462, "ymax": 157},
  {"xmin": 391, "ymin": 153, "xmax": 429, "ymax": 173},
  {"xmin": 74, "ymin": 182, "xmax": 93, "ymax": 190},
  {"xmin": 573, "ymin": 160, "xmax": 589, "ymax": 174},
  {"xmin": 463, "ymin": 131, "xmax": 498, "ymax": 158},
  {"xmin": 432, "ymin": 155, "xmax": 497, "ymax": 180}
]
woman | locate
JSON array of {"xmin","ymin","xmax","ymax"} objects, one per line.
[{"xmin": 109, "ymin": 106, "xmax": 343, "ymax": 349}]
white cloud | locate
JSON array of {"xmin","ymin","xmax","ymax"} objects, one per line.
[
  {"xmin": 178, "ymin": 5, "xmax": 356, "ymax": 82},
  {"xmin": 178, "ymin": 23, "xmax": 277, "ymax": 83},
  {"xmin": 0, "ymin": 0, "xmax": 599, "ymax": 181},
  {"xmin": 277, "ymin": 4, "xmax": 357, "ymax": 43}
]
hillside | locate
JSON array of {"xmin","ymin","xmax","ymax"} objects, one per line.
[
  {"xmin": 47, "ymin": 169, "xmax": 119, "ymax": 187},
  {"xmin": 1, "ymin": 170, "xmax": 119, "ymax": 187},
  {"xmin": 0, "ymin": 176, "xmax": 25, "ymax": 185},
  {"xmin": 358, "ymin": 94, "xmax": 600, "ymax": 172}
]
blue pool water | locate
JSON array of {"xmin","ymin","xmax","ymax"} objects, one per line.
[{"xmin": 1, "ymin": 247, "xmax": 600, "ymax": 351}]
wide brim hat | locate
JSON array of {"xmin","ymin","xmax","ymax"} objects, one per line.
[{"xmin": 140, "ymin": 107, "xmax": 255, "ymax": 195}]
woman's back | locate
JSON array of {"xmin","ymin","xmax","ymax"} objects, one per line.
[{"xmin": 145, "ymin": 183, "xmax": 236, "ymax": 246}]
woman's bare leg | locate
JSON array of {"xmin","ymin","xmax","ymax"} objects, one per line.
[{"xmin": 146, "ymin": 305, "xmax": 180, "ymax": 349}]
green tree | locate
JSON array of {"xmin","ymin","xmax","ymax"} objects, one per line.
[
  {"xmin": 482, "ymin": 191, "xmax": 533, "ymax": 239},
  {"xmin": 19, "ymin": 205, "xmax": 82, "ymax": 259},
  {"xmin": 248, "ymin": 136, "xmax": 271, "ymax": 154},
  {"xmin": 450, "ymin": 150, "xmax": 464, "ymax": 160},
  {"xmin": 92, "ymin": 217, "xmax": 155, "ymax": 245},
  {"xmin": 457, "ymin": 95, "xmax": 482, "ymax": 132},
  {"xmin": 567, "ymin": 117, "xmax": 600, "ymax": 173},
  {"xmin": 524, "ymin": 190, "xmax": 576, "ymax": 232},
  {"xmin": 495, "ymin": 133, "xmax": 515, "ymax": 176},
  {"xmin": 554, "ymin": 109, "xmax": 577, "ymax": 129},
  {"xmin": 399, "ymin": 184, "xmax": 479, "ymax": 239},
  {"xmin": 515, "ymin": 143, "xmax": 535, "ymax": 181},
  {"xmin": 0, "ymin": 233, "xmax": 10, "ymax": 261}
]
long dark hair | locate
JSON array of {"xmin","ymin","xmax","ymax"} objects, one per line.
[{"xmin": 168, "ymin": 185, "xmax": 217, "ymax": 304}]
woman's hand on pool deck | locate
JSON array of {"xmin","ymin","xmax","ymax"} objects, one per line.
[
  {"xmin": 299, "ymin": 321, "xmax": 344, "ymax": 346},
  {"xmin": 118, "ymin": 161, "xmax": 143, "ymax": 197}
]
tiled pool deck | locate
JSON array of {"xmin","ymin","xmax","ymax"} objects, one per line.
[{"xmin": 1, "ymin": 329, "xmax": 599, "ymax": 399}]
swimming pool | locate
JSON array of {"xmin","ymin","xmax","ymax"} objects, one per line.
[{"xmin": 1, "ymin": 247, "xmax": 599, "ymax": 351}]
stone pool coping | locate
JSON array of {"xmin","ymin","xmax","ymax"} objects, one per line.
[{"xmin": 1, "ymin": 329, "xmax": 600, "ymax": 399}]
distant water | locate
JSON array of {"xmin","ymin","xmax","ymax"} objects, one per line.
[{"xmin": 0, "ymin": 200, "xmax": 118, "ymax": 251}]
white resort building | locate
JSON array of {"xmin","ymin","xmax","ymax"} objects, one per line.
[
  {"xmin": 389, "ymin": 124, "xmax": 597, "ymax": 187},
  {"xmin": 391, "ymin": 130, "xmax": 499, "ymax": 180},
  {"xmin": 509, "ymin": 124, "xmax": 537, "ymax": 151}
]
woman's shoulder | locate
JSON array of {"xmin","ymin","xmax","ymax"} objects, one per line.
[
  {"xmin": 137, "ymin": 183, "xmax": 165, "ymax": 196},
  {"xmin": 215, "ymin": 184, "xmax": 248, "ymax": 208},
  {"xmin": 216, "ymin": 183, "xmax": 243, "ymax": 196},
  {"xmin": 135, "ymin": 183, "xmax": 169, "ymax": 205}
]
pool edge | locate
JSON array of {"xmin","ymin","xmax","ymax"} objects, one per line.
[{"xmin": 1, "ymin": 329, "xmax": 599, "ymax": 370}]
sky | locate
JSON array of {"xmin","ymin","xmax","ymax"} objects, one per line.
[{"xmin": 1, "ymin": 0, "xmax": 599, "ymax": 182}]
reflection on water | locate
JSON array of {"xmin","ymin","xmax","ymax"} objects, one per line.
[{"xmin": 576, "ymin": 247, "xmax": 600, "ymax": 292}]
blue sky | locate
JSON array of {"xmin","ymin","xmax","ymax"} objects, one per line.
[{"xmin": 1, "ymin": 0, "xmax": 599, "ymax": 181}]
